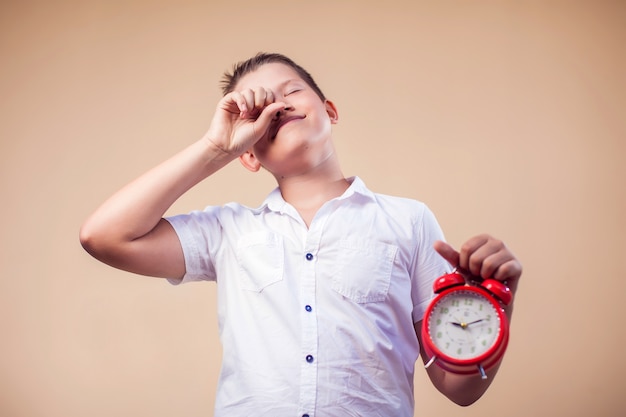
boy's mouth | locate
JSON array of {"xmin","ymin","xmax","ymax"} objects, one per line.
[{"xmin": 269, "ymin": 115, "xmax": 306, "ymax": 141}]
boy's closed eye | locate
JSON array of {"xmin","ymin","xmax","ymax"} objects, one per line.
[{"xmin": 285, "ymin": 88, "xmax": 302, "ymax": 96}]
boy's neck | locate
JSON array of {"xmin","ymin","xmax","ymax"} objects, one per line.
[{"xmin": 276, "ymin": 167, "xmax": 350, "ymax": 227}]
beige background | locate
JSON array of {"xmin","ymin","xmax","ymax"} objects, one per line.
[{"xmin": 1, "ymin": 1, "xmax": 624, "ymax": 416}]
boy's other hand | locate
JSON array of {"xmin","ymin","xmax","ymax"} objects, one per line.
[{"xmin": 434, "ymin": 234, "xmax": 522, "ymax": 291}]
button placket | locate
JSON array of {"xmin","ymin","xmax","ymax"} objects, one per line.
[{"xmin": 298, "ymin": 216, "xmax": 327, "ymax": 416}]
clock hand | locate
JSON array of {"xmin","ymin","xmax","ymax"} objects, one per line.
[{"xmin": 449, "ymin": 316, "xmax": 486, "ymax": 329}]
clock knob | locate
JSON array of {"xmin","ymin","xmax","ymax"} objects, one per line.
[
  {"xmin": 432, "ymin": 272, "xmax": 465, "ymax": 293},
  {"xmin": 480, "ymin": 279, "xmax": 513, "ymax": 305}
]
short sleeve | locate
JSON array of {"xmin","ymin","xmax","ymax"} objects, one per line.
[
  {"xmin": 164, "ymin": 207, "xmax": 222, "ymax": 285},
  {"xmin": 410, "ymin": 205, "xmax": 452, "ymax": 323}
]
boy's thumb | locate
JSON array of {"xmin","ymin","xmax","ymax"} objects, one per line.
[
  {"xmin": 433, "ymin": 240, "xmax": 460, "ymax": 269},
  {"xmin": 253, "ymin": 102, "xmax": 286, "ymax": 136}
]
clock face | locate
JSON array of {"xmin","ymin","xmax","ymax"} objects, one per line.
[{"xmin": 427, "ymin": 289, "xmax": 502, "ymax": 360}]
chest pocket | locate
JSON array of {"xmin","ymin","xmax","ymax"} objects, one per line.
[
  {"xmin": 331, "ymin": 239, "xmax": 398, "ymax": 303},
  {"xmin": 236, "ymin": 232, "xmax": 284, "ymax": 292}
]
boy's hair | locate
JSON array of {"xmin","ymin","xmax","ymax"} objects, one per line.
[{"xmin": 221, "ymin": 52, "xmax": 326, "ymax": 101}]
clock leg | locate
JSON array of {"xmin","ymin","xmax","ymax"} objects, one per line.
[
  {"xmin": 478, "ymin": 364, "xmax": 488, "ymax": 380},
  {"xmin": 425, "ymin": 355, "xmax": 437, "ymax": 369}
]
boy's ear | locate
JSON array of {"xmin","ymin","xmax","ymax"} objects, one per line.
[
  {"xmin": 239, "ymin": 150, "xmax": 262, "ymax": 172},
  {"xmin": 325, "ymin": 100, "xmax": 339, "ymax": 124}
]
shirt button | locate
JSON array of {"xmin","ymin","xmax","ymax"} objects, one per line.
[
  {"xmin": 305, "ymin": 253, "xmax": 314, "ymax": 261},
  {"xmin": 306, "ymin": 355, "xmax": 314, "ymax": 363},
  {"xmin": 305, "ymin": 305, "xmax": 312, "ymax": 312}
]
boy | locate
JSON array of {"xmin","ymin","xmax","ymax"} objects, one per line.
[{"xmin": 80, "ymin": 52, "xmax": 522, "ymax": 417}]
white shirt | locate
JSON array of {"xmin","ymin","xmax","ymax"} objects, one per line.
[{"xmin": 166, "ymin": 177, "xmax": 450, "ymax": 417}]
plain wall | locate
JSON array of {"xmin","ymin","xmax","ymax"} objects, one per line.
[{"xmin": 1, "ymin": 1, "xmax": 624, "ymax": 416}]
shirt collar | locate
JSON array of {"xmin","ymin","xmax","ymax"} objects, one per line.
[{"xmin": 262, "ymin": 176, "xmax": 375, "ymax": 213}]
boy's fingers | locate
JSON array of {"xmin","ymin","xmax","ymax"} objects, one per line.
[
  {"xmin": 253, "ymin": 87, "xmax": 267, "ymax": 108},
  {"xmin": 219, "ymin": 91, "xmax": 246, "ymax": 115},
  {"xmin": 458, "ymin": 234, "xmax": 490, "ymax": 272},
  {"xmin": 264, "ymin": 89, "xmax": 275, "ymax": 106}
]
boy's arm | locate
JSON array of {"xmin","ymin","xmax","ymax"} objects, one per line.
[
  {"xmin": 79, "ymin": 139, "xmax": 233, "ymax": 279},
  {"xmin": 415, "ymin": 235, "xmax": 522, "ymax": 406},
  {"xmin": 79, "ymin": 88, "xmax": 287, "ymax": 279}
]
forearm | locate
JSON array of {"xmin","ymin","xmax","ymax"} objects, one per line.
[
  {"xmin": 80, "ymin": 137, "xmax": 234, "ymax": 250},
  {"xmin": 426, "ymin": 358, "xmax": 503, "ymax": 406}
]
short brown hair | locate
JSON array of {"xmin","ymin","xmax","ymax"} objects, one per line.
[{"xmin": 220, "ymin": 52, "xmax": 326, "ymax": 101}]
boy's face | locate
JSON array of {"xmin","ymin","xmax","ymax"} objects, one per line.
[{"xmin": 235, "ymin": 63, "xmax": 338, "ymax": 178}]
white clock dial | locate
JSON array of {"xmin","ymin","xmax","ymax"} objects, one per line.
[{"xmin": 427, "ymin": 289, "xmax": 501, "ymax": 359}]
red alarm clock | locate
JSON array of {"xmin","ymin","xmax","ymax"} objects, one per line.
[{"xmin": 421, "ymin": 270, "xmax": 512, "ymax": 379}]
